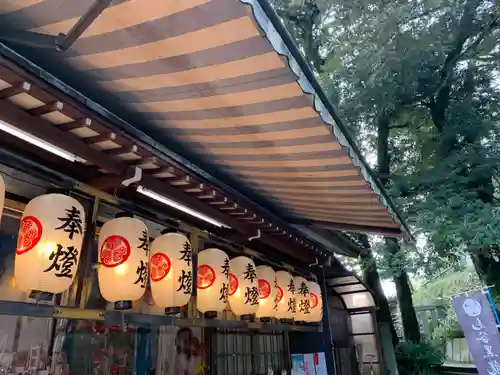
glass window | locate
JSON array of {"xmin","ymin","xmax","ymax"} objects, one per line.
[
  {"xmin": 362, "ymin": 363, "xmax": 381, "ymax": 375},
  {"xmin": 353, "ymin": 334, "xmax": 379, "ymax": 362},
  {"xmin": 350, "ymin": 313, "xmax": 374, "ymax": 335},
  {"xmin": 328, "ymin": 276, "xmax": 357, "ymax": 286},
  {"xmin": 214, "ymin": 330, "xmax": 288, "ymax": 375},
  {"xmin": 342, "ymin": 292, "xmax": 375, "ymax": 309},
  {"xmin": 334, "ymin": 284, "xmax": 366, "ymax": 294}
]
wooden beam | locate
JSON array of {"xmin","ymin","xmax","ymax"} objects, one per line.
[
  {"xmin": 128, "ymin": 156, "xmax": 157, "ymax": 167},
  {"xmin": 141, "ymin": 173, "xmax": 251, "ymax": 234},
  {"xmin": 85, "ymin": 132, "xmax": 116, "ymax": 145},
  {"xmin": 209, "ymin": 197, "xmax": 228, "ymax": 205},
  {"xmin": 0, "ymin": 99, "xmax": 125, "ymax": 174},
  {"xmin": 213, "ymin": 228, "xmax": 314, "ymax": 263},
  {"xmin": 88, "ymin": 173, "xmax": 128, "ymax": 190},
  {"xmin": 220, "ymin": 203, "xmax": 238, "ymax": 211},
  {"xmin": 107, "ymin": 145, "xmax": 138, "ymax": 156},
  {"xmin": 241, "ymin": 214, "xmax": 257, "ymax": 221},
  {"xmin": 152, "ymin": 166, "xmax": 176, "ymax": 178},
  {"xmin": 58, "ymin": 117, "xmax": 92, "ymax": 131},
  {"xmin": 197, "ymin": 190, "xmax": 216, "ymax": 200},
  {"xmin": 0, "ymin": 81, "xmax": 30, "ymax": 99},
  {"xmin": 170, "ymin": 175, "xmax": 191, "ymax": 186},
  {"xmin": 249, "ymin": 218, "xmax": 265, "ymax": 224},
  {"xmin": 229, "ymin": 209, "xmax": 248, "ymax": 216},
  {"xmin": 184, "ymin": 183, "xmax": 204, "ymax": 193},
  {"xmin": 28, "ymin": 101, "xmax": 63, "ymax": 116},
  {"xmin": 0, "ymin": 66, "xmax": 19, "ymax": 83}
]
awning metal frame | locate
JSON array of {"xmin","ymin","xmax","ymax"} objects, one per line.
[{"xmin": 0, "ymin": 0, "xmax": 112, "ymax": 51}]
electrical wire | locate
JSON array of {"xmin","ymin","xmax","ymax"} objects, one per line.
[{"xmin": 0, "ymin": 170, "xmax": 53, "ymax": 189}]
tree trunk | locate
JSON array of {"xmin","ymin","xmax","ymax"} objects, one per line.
[
  {"xmin": 471, "ymin": 252, "xmax": 500, "ymax": 295},
  {"xmin": 377, "ymin": 111, "xmax": 421, "ymax": 343},
  {"xmin": 358, "ymin": 235, "xmax": 399, "ymax": 347},
  {"xmin": 386, "ymin": 238, "xmax": 421, "ymax": 343}
]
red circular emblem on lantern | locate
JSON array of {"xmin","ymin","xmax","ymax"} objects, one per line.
[
  {"xmin": 258, "ymin": 279, "xmax": 271, "ymax": 299},
  {"xmin": 197, "ymin": 264, "xmax": 216, "ymax": 289},
  {"xmin": 100, "ymin": 235, "xmax": 131, "ymax": 268},
  {"xmin": 150, "ymin": 253, "xmax": 171, "ymax": 282},
  {"xmin": 228, "ymin": 273, "xmax": 238, "ymax": 296},
  {"xmin": 276, "ymin": 286, "xmax": 284, "ymax": 303},
  {"xmin": 310, "ymin": 292, "xmax": 319, "ymax": 308},
  {"xmin": 16, "ymin": 216, "xmax": 43, "ymax": 255}
]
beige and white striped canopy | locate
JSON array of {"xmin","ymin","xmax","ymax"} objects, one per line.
[{"xmin": 0, "ymin": 0, "xmax": 407, "ymax": 236}]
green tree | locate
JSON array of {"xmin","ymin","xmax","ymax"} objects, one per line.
[{"xmin": 271, "ymin": 0, "xmax": 422, "ymax": 343}]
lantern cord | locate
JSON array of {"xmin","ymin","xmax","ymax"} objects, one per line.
[
  {"xmin": 248, "ymin": 228, "xmax": 261, "ymax": 241},
  {"xmin": 121, "ymin": 167, "xmax": 142, "ymax": 186}
]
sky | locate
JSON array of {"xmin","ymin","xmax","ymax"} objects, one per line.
[{"xmin": 382, "ymin": 280, "xmax": 397, "ymax": 297}]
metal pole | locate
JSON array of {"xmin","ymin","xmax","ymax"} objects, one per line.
[
  {"xmin": 316, "ymin": 266, "xmax": 337, "ymax": 375},
  {"xmin": 74, "ymin": 196, "xmax": 100, "ymax": 308}
]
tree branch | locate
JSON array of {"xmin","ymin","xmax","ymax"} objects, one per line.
[
  {"xmin": 390, "ymin": 123, "xmax": 410, "ymax": 130},
  {"xmin": 432, "ymin": 9, "xmax": 500, "ymax": 99}
]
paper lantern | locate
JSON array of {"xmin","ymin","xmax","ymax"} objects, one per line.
[
  {"xmin": 14, "ymin": 194, "xmax": 85, "ymax": 294},
  {"xmin": 294, "ymin": 276, "xmax": 312, "ymax": 322},
  {"xmin": 307, "ymin": 281, "xmax": 323, "ymax": 323},
  {"xmin": 98, "ymin": 217, "xmax": 149, "ymax": 309},
  {"xmin": 0, "ymin": 174, "xmax": 4, "ymax": 225},
  {"xmin": 228, "ymin": 256, "xmax": 259, "ymax": 317},
  {"xmin": 196, "ymin": 248, "xmax": 229, "ymax": 314},
  {"xmin": 275, "ymin": 271, "xmax": 295, "ymax": 320},
  {"xmin": 256, "ymin": 266, "xmax": 276, "ymax": 319},
  {"xmin": 150, "ymin": 232, "xmax": 193, "ymax": 312}
]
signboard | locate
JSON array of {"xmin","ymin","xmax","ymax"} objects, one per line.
[
  {"xmin": 313, "ymin": 353, "xmax": 327, "ymax": 375},
  {"xmin": 291, "ymin": 354, "xmax": 305, "ymax": 375},
  {"xmin": 156, "ymin": 326, "xmax": 206, "ymax": 375},
  {"xmin": 452, "ymin": 291, "xmax": 500, "ymax": 375},
  {"xmin": 303, "ymin": 353, "xmax": 315, "ymax": 375}
]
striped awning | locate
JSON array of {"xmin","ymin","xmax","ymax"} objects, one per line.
[{"xmin": 0, "ymin": 0, "xmax": 408, "ymax": 237}]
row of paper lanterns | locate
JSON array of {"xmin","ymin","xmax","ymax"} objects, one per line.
[{"xmin": 7, "ymin": 193, "xmax": 323, "ymax": 322}]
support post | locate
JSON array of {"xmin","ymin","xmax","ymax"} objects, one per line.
[{"xmin": 316, "ymin": 265, "xmax": 338, "ymax": 375}]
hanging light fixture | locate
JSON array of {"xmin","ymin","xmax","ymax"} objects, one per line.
[
  {"xmin": 98, "ymin": 215, "xmax": 149, "ymax": 310},
  {"xmin": 306, "ymin": 281, "xmax": 323, "ymax": 323},
  {"xmin": 256, "ymin": 265, "xmax": 276, "ymax": 320},
  {"xmin": 150, "ymin": 231, "xmax": 193, "ymax": 314},
  {"xmin": 196, "ymin": 248, "xmax": 229, "ymax": 317},
  {"xmin": 228, "ymin": 256, "xmax": 259, "ymax": 318},
  {"xmin": 294, "ymin": 276, "xmax": 311, "ymax": 322},
  {"xmin": 275, "ymin": 271, "xmax": 295, "ymax": 321},
  {"xmin": 136, "ymin": 186, "xmax": 226, "ymax": 228},
  {"xmin": 0, "ymin": 174, "xmax": 4, "ymax": 225},
  {"xmin": 14, "ymin": 194, "xmax": 85, "ymax": 296},
  {"xmin": 0, "ymin": 120, "xmax": 86, "ymax": 163}
]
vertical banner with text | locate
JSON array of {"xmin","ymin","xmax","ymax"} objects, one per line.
[{"xmin": 452, "ymin": 291, "xmax": 500, "ymax": 375}]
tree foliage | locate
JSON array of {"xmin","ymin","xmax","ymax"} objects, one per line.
[
  {"xmin": 273, "ymin": 0, "xmax": 500, "ymax": 279},
  {"xmin": 271, "ymin": 0, "xmax": 500, "ymax": 349}
]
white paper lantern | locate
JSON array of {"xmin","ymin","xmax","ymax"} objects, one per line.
[
  {"xmin": 229, "ymin": 256, "xmax": 259, "ymax": 316},
  {"xmin": 307, "ymin": 281, "xmax": 323, "ymax": 323},
  {"xmin": 14, "ymin": 194, "xmax": 85, "ymax": 294},
  {"xmin": 98, "ymin": 217, "xmax": 149, "ymax": 308},
  {"xmin": 256, "ymin": 266, "xmax": 276, "ymax": 319},
  {"xmin": 294, "ymin": 276, "xmax": 312, "ymax": 322},
  {"xmin": 150, "ymin": 232, "xmax": 193, "ymax": 311},
  {"xmin": 196, "ymin": 248, "xmax": 229, "ymax": 314},
  {"xmin": 0, "ymin": 174, "xmax": 4, "ymax": 226},
  {"xmin": 275, "ymin": 271, "xmax": 295, "ymax": 320}
]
